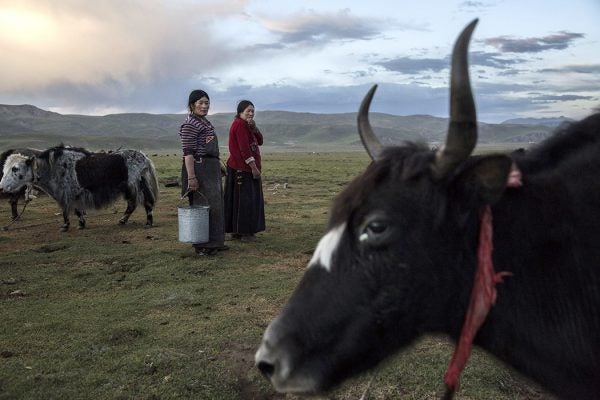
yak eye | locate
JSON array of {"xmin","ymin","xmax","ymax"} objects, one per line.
[
  {"xmin": 358, "ymin": 216, "xmax": 390, "ymax": 245},
  {"xmin": 12, "ymin": 166, "xmax": 18, "ymax": 173},
  {"xmin": 367, "ymin": 221, "xmax": 387, "ymax": 235}
]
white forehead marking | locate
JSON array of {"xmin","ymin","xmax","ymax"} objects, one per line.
[
  {"xmin": 2, "ymin": 154, "xmax": 28, "ymax": 176},
  {"xmin": 308, "ymin": 223, "xmax": 346, "ymax": 272}
]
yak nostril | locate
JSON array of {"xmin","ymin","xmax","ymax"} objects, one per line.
[{"xmin": 257, "ymin": 360, "xmax": 275, "ymax": 379}]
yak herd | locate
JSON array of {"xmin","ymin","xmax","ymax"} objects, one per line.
[{"xmin": 2, "ymin": 19, "xmax": 599, "ymax": 400}]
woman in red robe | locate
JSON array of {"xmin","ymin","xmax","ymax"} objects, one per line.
[{"xmin": 224, "ymin": 100, "xmax": 265, "ymax": 242}]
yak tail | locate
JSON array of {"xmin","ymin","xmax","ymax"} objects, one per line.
[{"xmin": 141, "ymin": 156, "xmax": 159, "ymax": 206}]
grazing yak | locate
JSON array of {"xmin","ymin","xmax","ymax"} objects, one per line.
[
  {"xmin": 255, "ymin": 20, "xmax": 600, "ymax": 399},
  {"xmin": 0, "ymin": 145, "xmax": 159, "ymax": 231},
  {"xmin": 0, "ymin": 148, "xmax": 41, "ymax": 221}
]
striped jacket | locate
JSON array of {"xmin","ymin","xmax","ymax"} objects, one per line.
[{"xmin": 179, "ymin": 114, "xmax": 219, "ymax": 158}]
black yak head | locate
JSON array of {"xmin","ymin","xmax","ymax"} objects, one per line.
[{"xmin": 255, "ymin": 19, "xmax": 514, "ymax": 394}]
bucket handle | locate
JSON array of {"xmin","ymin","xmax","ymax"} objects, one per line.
[{"xmin": 180, "ymin": 190, "xmax": 209, "ymax": 207}]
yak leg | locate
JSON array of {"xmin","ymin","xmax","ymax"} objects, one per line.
[
  {"xmin": 119, "ymin": 197, "xmax": 136, "ymax": 225},
  {"xmin": 140, "ymin": 178, "xmax": 154, "ymax": 227},
  {"xmin": 144, "ymin": 204, "xmax": 154, "ymax": 227},
  {"xmin": 75, "ymin": 209, "xmax": 86, "ymax": 229},
  {"xmin": 60, "ymin": 209, "xmax": 70, "ymax": 232},
  {"xmin": 9, "ymin": 197, "xmax": 19, "ymax": 220}
]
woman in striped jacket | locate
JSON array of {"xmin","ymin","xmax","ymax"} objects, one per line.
[{"xmin": 180, "ymin": 89, "xmax": 228, "ymax": 256}]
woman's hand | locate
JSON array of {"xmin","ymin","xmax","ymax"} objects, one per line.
[
  {"xmin": 251, "ymin": 165, "xmax": 261, "ymax": 180},
  {"xmin": 187, "ymin": 176, "xmax": 200, "ymax": 191},
  {"xmin": 183, "ymin": 156, "xmax": 199, "ymax": 191},
  {"xmin": 248, "ymin": 160, "xmax": 261, "ymax": 179}
]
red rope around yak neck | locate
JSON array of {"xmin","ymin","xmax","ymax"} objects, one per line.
[
  {"xmin": 441, "ymin": 163, "xmax": 521, "ymax": 399},
  {"xmin": 442, "ymin": 205, "xmax": 513, "ymax": 398}
]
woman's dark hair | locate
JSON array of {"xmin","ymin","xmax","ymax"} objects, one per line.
[
  {"xmin": 188, "ymin": 90, "xmax": 210, "ymax": 111},
  {"xmin": 236, "ymin": 100, "xmax": 254, "ymax": 117}
]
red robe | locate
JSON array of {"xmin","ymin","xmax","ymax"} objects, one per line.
[{"xmin": 226, "ymin": 117, "xmax": 263, "ymax": 172}]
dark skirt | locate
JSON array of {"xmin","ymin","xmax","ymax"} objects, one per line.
[
  {"xmin": 181, "ymin": 158, "xmax": 225, "ymax": 249},
  {"xmin": 224, "ymin": 167, "xmax": 265, "ymax": 235}
]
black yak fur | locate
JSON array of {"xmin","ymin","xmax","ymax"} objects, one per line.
[
  {"xmin": 255, "ymin": 17, "xmax": 600, "ymax": 399},
  {"xmin": 256, "ymin": 112, "xmax": 600, "ymax": 399},
  {"xmin": 74, "ymin": 152, "xmax": 129, "ymax": 208}
]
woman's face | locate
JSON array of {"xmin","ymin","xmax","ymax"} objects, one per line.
[
  {"xmin": 191, "ymin": 97, "xmax": 210, "ymax": 117},
  {"xmin": 239, "ymin": 105, "xmax": 255, "ymax": 122}
]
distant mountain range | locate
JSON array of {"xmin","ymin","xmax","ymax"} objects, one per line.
[
  {"xmin": 0, "ymin": 104, "xmax": 571, "ymax": 152},
  {"xmin": 501, "ymin": 117, "xmax": 575, "ymax": 127}
]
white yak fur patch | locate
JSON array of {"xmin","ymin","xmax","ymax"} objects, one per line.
[{"xmin": 308, "ymin": 223, "xmax": 346, "ymax": 272}]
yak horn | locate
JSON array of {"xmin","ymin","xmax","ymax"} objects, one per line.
[
  {"xmin": 431, "ymin": 19, "xmax": 479, "ymax": 179},
  {"xmin": 357, "ymin": 84, "xmax": 383, "ymax": 161}
]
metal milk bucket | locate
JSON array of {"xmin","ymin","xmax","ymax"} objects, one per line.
[{"xmin": 178, "ymin": 191, "xmax": 209, "ymax": 244}]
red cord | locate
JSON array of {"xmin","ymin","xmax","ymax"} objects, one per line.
[{"xmin": 443, "ymin": 205, "xmax": 512, "ymax": 394}]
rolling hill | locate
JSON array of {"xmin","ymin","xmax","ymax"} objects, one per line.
[
  {"xmin": 501, "ymin": 116, "xmax": 575, "ymax": 127},
  {"xmin": 0, "ymin": 104, "xmax": 557, "ymax": 152}
]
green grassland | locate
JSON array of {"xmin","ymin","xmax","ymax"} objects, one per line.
[{"xmin": 0, "ymin": 152, "xmax": 551, "ymax": 399}]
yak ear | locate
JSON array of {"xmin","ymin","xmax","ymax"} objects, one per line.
[{"xmin": 452, "ymin": 154, "xmax": 513, "ymax": 205}]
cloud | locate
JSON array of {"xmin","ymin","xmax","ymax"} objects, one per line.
[
  {"xmin": 10, "ymin": 74, "xmax": 594, "ymax": 124},
  {"xmin": 376, "ymin": 50, "xmax": 523, "ymax": 75},
  {"xmin": 539, "ymin": 64, "xmax": 600, "ymax": 74},
  {"xmin": 458, "ymin": 0, "xmax": 493, "ymax": 11},
  {"xmin": 203, "ymin": 82, "xmax": 452, "ymax": 118},
  {"xmin": 530, "ymin": 94, "xmax": 595, "ymax": 103},
  {"xmin": 0, "ymin": 1, "xmax": 596, "ymax": 122},
  {"xmin": 0, "ymin": 2, "xmax": 392, "ymax": 114},
  {"xmin": 484, "ymin": 31, "xmax": 584, "ymax": 53},
  {"xmin": 0, "ymin": 0, "xmax": 242, "ymax": 92},
  {"xmin": 218, "ymin": 80, "xmax": 593, "ymax": 123},
  {"xmin": 259, "ymin": 9, "xmax": 384, "ymax": 46},
  {"xmin": 469, "ymin": 51, "xmax": 522, "ymax": 69},
  {"xmin": 376, "ymin": 57, "xmax": 448, "ymax": 74}
]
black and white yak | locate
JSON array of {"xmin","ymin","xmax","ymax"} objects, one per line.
[
  {"xmin": 255, "ymin": 20, "xmax": 600, "ymax": 399},
  {"xmin": 0, "ymin": 148, "xmax": 41, "ymax": 220},
  {"xmin": 0, "ymin": 145, "xmax": 159, "ymax": 231}
]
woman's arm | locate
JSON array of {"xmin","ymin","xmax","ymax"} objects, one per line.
[
  {"xmin": 184, "ymin": 154, "xmax": 199, "ymax": 191},
  {"xmin": 233, "ymin": 119, "xmax": 261, "ymax": 179},
  {"xmin": 180, "ymin": 122, "xmax": 200, "ymax": 191}
]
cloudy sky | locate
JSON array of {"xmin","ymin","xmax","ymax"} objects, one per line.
[{"xmin": 1, "ymin": 0, "xmax": 599, "ymax": 122}]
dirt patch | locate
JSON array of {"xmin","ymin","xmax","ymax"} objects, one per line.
[
  {"xmin": 36, "ymin": 243, "xmax": 69, "ymax": 253},
  {"xmin": 220, "ymin": 341, "xmax": 287, "ymax": 400},
  {"xmin": 107, "ymin": 327, "xmax": 145, "ymax": 345}
]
